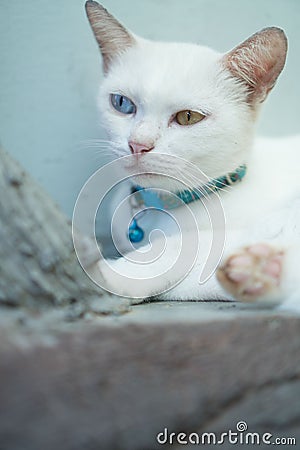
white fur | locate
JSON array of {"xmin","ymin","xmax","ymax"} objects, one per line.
[
  {"xmin": 90, "ymin": 21, "xmax": 299, "ymax": 310},
  {"xmin": 98, "ymin": 38, "xmax": 253, "ymax": 188}
]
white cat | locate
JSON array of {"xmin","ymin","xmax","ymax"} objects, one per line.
[{"xmin": 85, "ymin": 1, "xmax": 300, "ymax": 309}]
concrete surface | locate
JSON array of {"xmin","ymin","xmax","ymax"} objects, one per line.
[{"xmin": 0, "ymin": 301, "xmax": 299, "ymax": 450}]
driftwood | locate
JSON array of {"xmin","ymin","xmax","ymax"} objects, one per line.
[{"xmin": 0, "ymin": 146, "xmax": 128, "ymax": 315}]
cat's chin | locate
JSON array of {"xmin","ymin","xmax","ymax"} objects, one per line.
[
  {"xmin": 131, "ymin": 174, "xmax": 194, "ymax": 193},
  {"xmin": 132, "ymin": 174, "xmax": 165, "ymax": 188},
  {"xmin": 122, "ymin": 159, "xmax": 178, "ymax": 189}
]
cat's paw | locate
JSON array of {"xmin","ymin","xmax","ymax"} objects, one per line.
[{"xmin": 216, "ymin": 243, "xmax": 284, "ymax": 303}]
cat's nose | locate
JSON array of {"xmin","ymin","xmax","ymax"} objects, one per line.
[{"xmin": 129, "ymin": 141, "xmax": 154, "ymax": 154}]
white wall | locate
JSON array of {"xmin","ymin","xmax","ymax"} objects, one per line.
[{"xmin": 1, "ymin": 0, "xmax": 299, "ymax": 220}]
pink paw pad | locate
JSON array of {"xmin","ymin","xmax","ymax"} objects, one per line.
[
  {"xmin": 264, "ymin": 257, "xmax": 283, "ymax": 281},
  {"xmin": 217, "ymin": 243, "xmax": 284, "ymax": 302}
]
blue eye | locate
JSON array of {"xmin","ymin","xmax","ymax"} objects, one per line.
[{"xmin": 110, "ymin": 94, "xmax": 136, "ymax": 115}]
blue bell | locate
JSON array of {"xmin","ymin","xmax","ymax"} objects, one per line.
[{"xmin": 128, "ymin": 219, "xmax": 144, "ymax": 243}]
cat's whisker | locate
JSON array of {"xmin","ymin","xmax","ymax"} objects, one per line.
[
  {"xmin": 77, "ymin": 143, "xmax": 111, "ymax": 152},
  {"xmin": 178, "ymin": 173, "xmax": 214, "ymax": 203},
  {"xmin": 183, "ymin": 169, "xmax": 233, "ymax": 200},
  {"xmin": 185, "ymin": 170, "xmax": 234, "ymax": 196},
  {"xmin": 79, "ymin": 138, "xmax": 112, "ymax": 145},
  {"xmin": 180, "ymin": 169, "xmax": 215, "ymax": 194},
  {"xmin": 78, "ymin": 139, "xmax": 131, "ymax": 159}
]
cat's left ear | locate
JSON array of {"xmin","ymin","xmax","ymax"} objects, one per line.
[
  {"xmin": 223, "ymin": 27, "xmax": 287, "ymax": 105},
  {"xmin": 85, "ymin": 1, "xmax": 136, "ymax": 73}
]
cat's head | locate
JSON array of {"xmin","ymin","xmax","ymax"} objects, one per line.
[{"xmin": 86, "ymin": 1, "xmax": 287, "ymax": 190}]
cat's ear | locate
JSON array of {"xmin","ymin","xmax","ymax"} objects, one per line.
[
  {"xmin": 223, "ymin": 27, "xmax": 287, "ymax": 105},
  {"xmin": 85, "ymin": 1, "xmax": 135, "ymax": 73}
]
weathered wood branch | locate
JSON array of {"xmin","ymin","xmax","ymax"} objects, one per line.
[
  {"xmin": 0, "ymin": 146, "xmax": 128, "ymax": 314},
  {"xmin": 0, "ymin": 311, "xmax": 299, "ymax": 450}
]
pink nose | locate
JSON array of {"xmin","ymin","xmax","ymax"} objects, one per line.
[{"xmin": 129, "ymin": 141, "xmax": 154, "ymax": 154}]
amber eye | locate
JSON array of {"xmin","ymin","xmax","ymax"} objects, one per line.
[{"xmin": 175, "ymin": 110, "xmax": 206, "ymax": 126}]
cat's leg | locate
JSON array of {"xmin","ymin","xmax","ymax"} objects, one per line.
[
  {"xmin": 159, "ymin": 267, "xmax": 230, "ymax": 301},
  {"xmin": 217, "ymin": 242, "xmax": 300, "ymax": 309},
  {"xmin": 97, "ymin": 229, "xmax": 229, "ymax": 300},
  {"xmin": 217, "ymin": 198, "xmax": 300, "ymax": 308},
  {"xmin": 97, "ymin": 233, "xmax": 188, "ymax": 298}
]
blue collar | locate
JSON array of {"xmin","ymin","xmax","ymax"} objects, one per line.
[{"xmin": 129, "ymin": 164, "xmax": 247, "ymax": 243}]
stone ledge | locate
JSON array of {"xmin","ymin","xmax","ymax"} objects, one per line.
[{"xmin": 0, "ymin": 302, "xmax": 299, "ymax": 450}]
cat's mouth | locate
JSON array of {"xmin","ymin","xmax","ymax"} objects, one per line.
[
  {"xmin": 123, "ymin": 155, "xmax": 162, "ymax": 174},
  {"xmin": 122, "ymin": 156, "xmax": 172, "ymax": 187},
  {"xmin": 132, "ymin": 172, "xmax": 161, "ymax": 181},
  {"xmin": 121, "ymin": 153, "xmax": 192, "ymax": 191}
]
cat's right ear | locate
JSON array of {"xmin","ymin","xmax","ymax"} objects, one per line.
[
  {"xmin": 85, "ymin": 1, "xmax": 135, "ymax": 73},
  {"xmin": 223, "ymin": 27, "xmax": 287, "ymax": 106}
]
